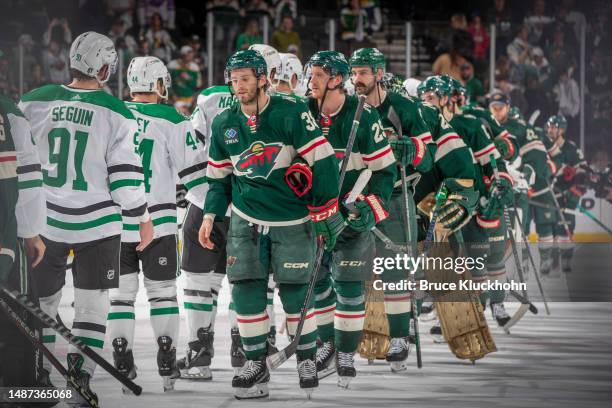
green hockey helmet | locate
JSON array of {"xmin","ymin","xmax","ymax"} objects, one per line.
[
  {"xmin": 546, "ymin": 115, "xmax": 568, "ymax": 130},
  {"xmin": 224, "ymin": 50, "xmax": 267, "ymax": 84},
  {"xmin": 307, "ymin": 51, "xmax": 350, "ymax": 82},
  {"xmin": 508, "ymin": 106, "xmax": 524, "ymax": 121},
  {"xmin": 348, "ymin": 47, "xmax": 386, "ymax": 74},
  {"xmin": 417, "ymin": 76, "xmax": 451, "ymax": 98}
]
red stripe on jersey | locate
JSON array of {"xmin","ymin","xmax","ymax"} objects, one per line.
[
  {"xmin": 363, "ymin": 147, "xmax": 392, "ymax": 162},
  {"xmin": 208, "ymin": 160, "xmax": 233, "ymax": 168},
  {"xmin": 0, "ymin": 155, "xmax": 17, "ymax": 162},
  {"xmin": 334, "ymin": 312, "xmax": 366, "ymax": 319},
  {"xmin": 299, "ymin": 138, "xmax": 327, "ymax": 156},
  {"xmin": 474, "ymin": 145, "xmax": 496, "ymax": 158},
  {"xmin": 437, "ymin": 134, "xmax": 461, "ymax": 147},
  {"xmin": 314, "ymin": 305, "xmax": 336, "ymax": 315}
]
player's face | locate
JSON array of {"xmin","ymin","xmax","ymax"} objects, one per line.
[
  {"xmin": 489, "ymin": 103, "xmax": 508, "ymax": 123},
  {"xmin": 547, "ymin": 125, "xmax": 560, "ymax": 140},
  {"xmin": 229, "ymin": 68, "xmax": 261, "ymax": 104},
  {"xmin": 420, "ymin": 91, "xmax": 441, "ymax": 107},
  {"xmin": 309, "ymin": 66, "xmax": 332, "ymax": 99},
  {"xmin": 350, "ymin": 67, "xmax": 376, "ymax": 96}
]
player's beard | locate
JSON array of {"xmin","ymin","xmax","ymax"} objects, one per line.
[
  {"xmin": 237, "ymin": 86, "xmax": 259, "ymax": 105},
  {"xmin": 354, "ymin": 80, "xmax": 375, "ymax": 96}
]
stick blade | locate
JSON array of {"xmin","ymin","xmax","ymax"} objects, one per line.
[
  {"xmin": 503, "ymin": 303, "xmax": 530, "ymax": 334},
  {"xmin": 266, "ymin": 341, "xmax": 297, "ymax": 370}
]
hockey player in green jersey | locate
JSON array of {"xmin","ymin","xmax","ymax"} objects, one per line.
[
  {"xmin": 19, "ymin": 31, "xmax": 153, "ymax": 406},
  {"xmin": 546, "ymin": 115, "xmax": 588, "ymax": 273},
  {"xmin": 107, "ymin": 56, "xmax": 207, "ymax": 391},
  {"xmin": 305, "ymin": 50, "xmax": 396, "ymax": 387},
  {"xmin": 198, "ymin": 50, "xmax": 342, "ymax": 399},
  {"xmin": 349, "ymin": 47, "xmax": 435, "ymax": 372},
  {"xmin": 421, "ymin": 77, "xmax": 514, "ymax": 327}
]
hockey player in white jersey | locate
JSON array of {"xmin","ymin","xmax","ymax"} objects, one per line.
[
  {"xmin": 107, "ymin": 56, "xmax": 207, "ymax": 392},
  {"xmin": 275, "ymin": 52, "xmax": 304, "ymax": 96},
  {"xmin": 18, "ymin": 31, "xmax": 153, "ymax": 406}
]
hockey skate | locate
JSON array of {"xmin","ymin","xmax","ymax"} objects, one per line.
[
  {"xmin": 297, "ymin": 356, "xmax": 318, "ymax": 399},
  {"xmin": 232, "ymin": 357, "xmax": 270, "ymax": 400},
  {"xmin": 66, "ymin": 353, "xmax": 98, "ymax": 408},
  {"xmin": 561, "ymin": 253, "xmax": 572, "ymax": 273},
  {"xmin": 112, "ymin": 337, "xmax": 137, "ymax": 394},
  {"xmin": 386, "ymin": 337, "xmax": 411, "ymax": 373},
  {"xmin": 315, "ymin": 340, "xmax": 336, "ymax": 379},
  {"xmin": 492, "ymin": 302, "xmax": 511, "ymax": 327},
  {"xmin": 419, "ymin": 300, "xmax": 437, "ymax": 321},
  {"xmin": 540, "ymin": 256, "xmax": 552, "ymax": 277},
  {"xmin": 335, "ymin": 351, "xmax": 356, "ymax": 389},
  {"xmin": 230, "ymin": 327, "xmax": 246, "ymax": 375},
  {"xmin": 177, "ymin": 327, "xmax": 213, "ymax": 380},
  {"xmin": 430, "ymin": 319, "xmax": 445, "ymax": 343},
  {"xmin": 157, "ymin": 336, "xmax": 180, "ymax": 392}
]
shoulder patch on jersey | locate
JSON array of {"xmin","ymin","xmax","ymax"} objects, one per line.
[
  {"xmin": 126, "ymin": 102, "xmax": 187, "ymax": 124},
  {"xmin": 21, "ymin": 84, "xmax": 134, "ymax": 120},
  {"xmin": 201, "ymin": 85, "xmax": 231, "ymax": 97}
]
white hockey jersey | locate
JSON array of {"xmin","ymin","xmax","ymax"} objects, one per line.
[
  {"xmin": 189, "ymin": 85, "xmax": 236, "ymax": 209},
  {"xmin": 124, "ymin": 102, "xmax": 207, "ymax": 242},
  {"xmin": 19, "ymin": 85, "xmax": 147, "ymax": 244}
]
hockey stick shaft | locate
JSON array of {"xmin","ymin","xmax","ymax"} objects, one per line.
[
  {"xmin": 545, "ymin": 178, "xmax": 573, "ymax": 237},
  {"xmin": 0, "ymin": 286, "xmax": 142, "ymax": 395},
  {"xmin": 398, "ymin": 164, "xmax": 422, "ymax": 368},
  {"xmin": 0, "ymin": 297, "xmax": 99, "ymax": 408},
  {"xmin": 267, "ymin": 95, "xmax": 367, "ymax": 370},
  {"xmin": 510, "ymin": 202, "xmax": 550, "ymax": 315},
  {"xmin": 578, "ymin": 205, "xmax": 612, "ymax": 234}
]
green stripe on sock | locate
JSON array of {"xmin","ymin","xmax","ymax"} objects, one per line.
[
  {"xmin": 107, "ymin": 312, "xmax": 135, "ymax": 320},
  {"xmin": 42, "ymin": 335, "xmax": 56, "ymax": 343},
  {"xmin": 184, "ymin": 302, "xmax": 212, "ymax": 311},
  {"xmin": 76, "ymin": 336, "xmax": 104, "ymax": 348},
  {"xmin": 150, "ymin": 306, "xmax": 179, "ymax": 316}
]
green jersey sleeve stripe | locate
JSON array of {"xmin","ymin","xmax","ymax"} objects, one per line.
[
  {"xmin": 110, "ymin": 179, "xmax": 143, "ymax": 191},
  {"xmin": 19, "ymin": 179, "xmax": 43, "ymax": 189}
]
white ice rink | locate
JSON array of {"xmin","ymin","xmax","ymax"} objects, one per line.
[{"xmin": 46, "ymin": 267, "xmax": 612, "ymax": 408}]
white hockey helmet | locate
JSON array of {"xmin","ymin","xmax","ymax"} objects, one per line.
[
  {"xmin": 127, "ymin": 56, "xmax": 171, "ymax": 99},
  {"xmin": 249, "ymin": 44, "xmax": 282, "ymax": 84},
  {"xmin": 70, "ymin": 31, "xmax": 118, "ymax": 83},
  {"xmin": 402, "ymin": 78, "xmax": 422, "ymax": 97},
  {"xmin": 277, "ymin": 53, "xmax": 303, "ymax": 90}
]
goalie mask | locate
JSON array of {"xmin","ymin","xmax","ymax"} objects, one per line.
[
  {"xmin": 277, "ymin": 52, "xmax": 303, "ymax": 92},
  {"xmin": 249, "ymin": 44, "xmax": 282, "ymax": 86},
  {"xmin": 127, "ymin": 56, "xmax": 171, "ymax": 100},
  {"xmin": 70, "ymin": 31, "xmax": 118, "ymax": 84}
]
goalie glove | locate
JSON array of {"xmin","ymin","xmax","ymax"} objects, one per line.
[
  {"xmin": 436, "ymin": 178, "xmax": 478, "ymax": 232},
  {"xmin": 345, "ymin": 194, "xmax": 389, "ymax": 233},
  {"xmin": 285, "ymin": 157, "xmax": 312, "ymax": 198},
  {"xmin": 308, "ymin": 199, "xmax": 345, "ymax": 250}
]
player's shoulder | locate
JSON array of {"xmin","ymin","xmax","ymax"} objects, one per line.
[
  {"xmin": 211, "ymin": 103, "xmax": 239, "ymax": 128},
  {"xmin": 126, "ymin": 102, "xmax": 188, "ymax": 125},
  {"xmin": 387, "ymin": 90, "xmax": 413, "ymax": 107},
  {"xmin": 0, "ymin": 94, "xmax": 24, "ymax": 117},
  {"xmin": 268, "ymin": 94, "xmax": 309, "ymax": 118},
  {"xmin": 21, "ymin": 84, "xmax": 133, "ymax": 120}
]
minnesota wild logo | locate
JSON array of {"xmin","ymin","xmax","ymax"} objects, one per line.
[{"xmin": 236, "ymin": 141, "xmax": 283, "ymax": 179}]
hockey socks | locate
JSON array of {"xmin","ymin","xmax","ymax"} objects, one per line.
[
  {"xmin": 278, "ymin": 283, "xmax": 318, "ymax": 360},
  {"xmin": 314, "ymin": 273, "xmax": 336, "ymax": 342},
  {"xmin": 334, "ymin": 281, "xmax": 365, "ymax": 353},
  {"xmin": 232, "ymin": 280, "xmax": 270, "ymax": 360},
  {"xmin": 145, "ymin": 277, "xmax": 179, "ymax": 343},
  {"xmin": 39, "ymin": 289, "xmax": 62, "ymax": 374},
  {"xmin": 72, "ymin": 288, "xmax": 109, "ymax": 375},
  {"xmin": 182, "ymin": 271, "xmax": 213, "ymax": 342}
]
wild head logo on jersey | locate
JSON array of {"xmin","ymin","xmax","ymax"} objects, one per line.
[{"xmin": 237, "ymin": 141, "xmax": 282, "ymax": 179}]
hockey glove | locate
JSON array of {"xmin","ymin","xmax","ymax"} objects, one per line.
[
  {"xmin": 490, "ymin": 173, "xmax": 514, "ymax": 207},
  {"xmin": 477, "ymin": 196, "xmax": 502, "ymax": 229},
  {"xmin": 389, "ymin": 136, "xmax": 426, "ymax": 168},
  {"xmin": 285, "ymin": 157, "xmax": 313, "ymax": 198},
  {"xmin": 346, "ymin": 194, "xmax": 389, "ymax": 233},
  {"xmin": 308, "ymin": 199, "xmax": 345, "ymax": 250},
  {"xmin": 562, "ymin": 186, "xmax": 584, "ymax": 209},
  {"xmin": 494, "ymin": 137, "xmax": 515, "ymax": 160}
]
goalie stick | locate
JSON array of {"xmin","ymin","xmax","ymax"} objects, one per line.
[
  {"xmin": 489, "ymin": 155, "xmax": 536, "ymax": 333},
  {"xmin": 266, "ymin": 95, "xmax": 367, "ymax": 370},
  {"xmin": 0, "ymin": 286, "xmax": 143, "ymax": 395},
  {"xmin": 0, "ymin": 296, "xmax": 99, "ymax": 408}
]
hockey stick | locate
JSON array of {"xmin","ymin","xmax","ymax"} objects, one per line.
[
  {"xmin": 545, "ymin": 178, "xmax": 573, "ymax": 238},
  {"xmin": 0, "ymin": 286, "xmax": 143, "ymax": 395},
  {"xmin": 528, "ymin": 109, "xmax": 540, "ymax": 126},
  {"xmin": 0, "ymin": 297, "xmax": 99, "ymax": 408},
  {"xmin": 489, "ymin": 155, "xmax": 535, "ymax": 333},
  {"xmin": 510, "ymin": 201, "xmax": 550, "ymax": 315},
  {"xmin": 527, "ymin": 199, "xmax": 612, "ymax": 235},
  {"xmin": 266, "ymin": 95, "xmax": 367, "ymax": 370}
]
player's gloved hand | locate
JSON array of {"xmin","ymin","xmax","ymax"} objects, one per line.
[
  {"xmin": 389, "ymin": 136, "xmax": 416, "ymax": 166},
  {"xmin": 308, "ymin": 199, "xmax": 345, "ymax": 250},
  {"xmin": 494, "ymin": 137, "xmax": 514, "ymax": 160},
  {"xmin": 346, "ymin": 194, "xmax": 389, "ymax": 233},
  {"xmin": 563, "ymin": 186, "xmax": 584, "ymax": 209},
  {"xmin": 176, "ymin": 184, "xmax": 188, "ymax": 208},
  {"xmin": 491, "ymin": 173, "xmax": 514, "ymax": 207},
  {"xmin": 562, "ymin": 165, "xmax": 577, "ymax": 182},
  {"xmin": 479, "ymin": 195, "xmax": 504, "ymax": 221},
  {"xmin": 437, "ymin": 199, "xmax": 468, "ymax": 231}
]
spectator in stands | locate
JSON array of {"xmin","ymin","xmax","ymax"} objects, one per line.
[
  {"xmin": 143, "ymin": 12, "xmax": 176, "ymax": 62},
  {"xmin": 43, "ymin": 17, "xmax": 72, "ymax": 47},
  {"xmin": 546, "ymin": 28, "xmax": 573, "ymax": 79},
  {"xmin": 589, "ymin": 5, "xmax": 611, "ymax": 56},
  {"xmin": 554, "ymin": 67, "xmax": 580, "ymax": 125},
  {"xmin": 243, "ymin": 0, "xmax": 272, "ymax": 18},
  {"xmin": 362, "ymin": 0, "xmax": 382, "ymax": 33},
  {"xmin": 272, "ymin": 16, "xmax": 302, "ymax": 57},
  {"xmin": 460, "ymin": 63, "xmax": 484, "ymax": 102},
  {"xmin": 12, "ymin": 35, "xmax": 39, "ymax": 93},
  {"xmin": 274, "ymin": 0, "xmax": 297, "ymax": 28},
  {"xmin": 138, "ymin": 0, "xmax": 175, "ymax": 31},
  {"xmin": 42, "ymin": 38, "xmax": 70, "ymax": 84},
  {"xmin": 487, "ymin": 0, "xmax": 514, "ymax": 59},
  {"xmin": 507, "ymin": 25, "xmax": 533, "ymax": 66},
  {"xmin": 468, "ymin": 13, "xmax": 489, "ymax": 62},
  {"xmin": 559, "ymin": 0, "xmax": 586, "ymax": 45},
  {"xmin": 106, "ymin": 0, "xmax": 135, "ymax": 30},
  {"xmin": 495, "ymin": 55, "xmax": 524, "ymax": 89},
  {"xmin": 588, "ymin": 50, "xmax": 610, "ymax": 93},
  {"xmin": 523, "ymin": 0, "xmax": 554, "ymax": 46},
  {"xmin": 340, "ymin": 0, "xmax": 369, "ymax": 41},
  {"xmin": 187, "ymin": 35, "xmax": 207, "ymax": 76},
  {"xmin": 108, "ymin": 19, "xmax": 137, "ymax": 55},
  {"xmin": 531, "ymin": 47, "xmax": 552, "ymax": 87},
  {"xmin": 0, "ymin": 50, "xmax": 15, "ymax": 97},
  {"xmin": 236, "ymin": 19, "xmax": 263, "ymax": 50},
  {"xmin": 168, "ymin": 45, "xmax": 202, "ymax": 110},
  {"xmin": 449, "ymin": 14, "xmax": 474, "ymax": 62},
  {"xmin": 524, "ymin": 72, "xmax": 554, "ymax": 123},
  {"xmin": 433, "ymin": 36, "xmax": 472, "ymax": 81}
]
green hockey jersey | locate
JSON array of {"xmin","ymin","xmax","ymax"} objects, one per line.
[{"xmin": 205, "ymin": 94, "xmax": 339, "ymax": 226}]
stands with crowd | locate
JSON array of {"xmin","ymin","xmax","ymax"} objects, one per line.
[{"xmin": 1, "ymin": 0, "xmax": 610, "ymax": 165}]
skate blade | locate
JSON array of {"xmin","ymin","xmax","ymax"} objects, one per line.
[
  {"xmin": 234, "ymin": 383, "xmax": 269, "ymax": 400},
  {"xmin": 337, "ymin": 376, "xmax": 354, "ymax": 389},
  {"xmin": 318, "ymin": 365, "xmax": 336, "ymax": 380},
  {"xmin": 389, "ymin": 360, "xmax": 409, "ymax": 373},
  {"xmin": 163, "ymin": 375, "xmax": 178, "ymax": 392},
  {"xmin": 179, "ymin": 366, "xmax": 212, "ymax": 381},
  {"xmin": 302, "ymin": 387, "xmax": 315, "ymax": 400}
]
